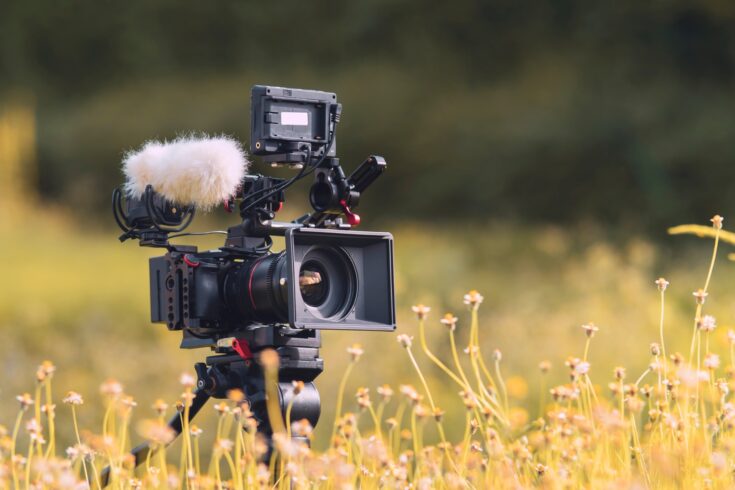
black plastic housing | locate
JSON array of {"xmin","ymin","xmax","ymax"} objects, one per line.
[
  {"xmin": 250, "ymin": 85, "xmax": 337, "ymax": 158},
  {"xmin": 285, "ymin": 228, "xmax": 396, "ymax": 331}
]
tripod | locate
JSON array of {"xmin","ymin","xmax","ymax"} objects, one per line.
[{"xmin": 100, "ymin": 326, "xmax": 323, "ymax": 486}]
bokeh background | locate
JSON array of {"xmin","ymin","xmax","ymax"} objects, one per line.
[{"xmin": 2, "ymin": 0, "xmax": 735, "ymax": 450}]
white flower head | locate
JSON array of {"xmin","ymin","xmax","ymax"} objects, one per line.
[
  {"xmin": 397, "ymin": 334, "xmax": 413, "ymax": 349},
  {"xmin": 698, "ymin": 315, "xmax": 717, "ymax": 333},
  {"xmin": 574, "ymin": 361, "xmax": 590, "ymax": 376}
]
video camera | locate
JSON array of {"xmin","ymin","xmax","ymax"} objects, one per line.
[
  {"xmin": 114, "ymin": 85, "xmax": 395, "ymax": 348},
  {"xmin": 107, "ymin": 85, "xmax": 395, "ymax": 476}
]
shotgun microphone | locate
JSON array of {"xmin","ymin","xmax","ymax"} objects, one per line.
[{"xmin": 122, "ymin": 134, "xmax": 249, "ymax": 210}]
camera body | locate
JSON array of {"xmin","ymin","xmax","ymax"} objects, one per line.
[{"xmin": 150, "ymin": 227, "xmax": 395, "ymax": 348}]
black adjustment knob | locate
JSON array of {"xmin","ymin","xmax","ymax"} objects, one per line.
[{"xmin": 194, "ymin": 363, "xmax": 213, "ymax": 392}]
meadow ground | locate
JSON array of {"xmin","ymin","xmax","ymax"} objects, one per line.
[{"xmin": 2, "ymin": 202, "xmax": 735, "ymax": 487}]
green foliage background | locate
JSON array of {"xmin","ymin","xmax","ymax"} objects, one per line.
[
  {"xmin": 2, "ymin": 0, "xmax": 735, "ymax": 228},
  {"xmin": 2, "ymin": 0, "xmax": 735, "ymax": 455}
]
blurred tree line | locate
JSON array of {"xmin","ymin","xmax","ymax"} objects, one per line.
[{"xmin": 2, "ymin": 0, "xmax": 735, "ymax": 231}]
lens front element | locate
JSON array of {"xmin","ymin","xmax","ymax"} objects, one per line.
[
  {"xmin": 299, "ymin": 261, "xmax": 328, "ymax": 307},
  {"xmin": 298, "ymin": 247, "xmax": 356, "ymax": 320}
]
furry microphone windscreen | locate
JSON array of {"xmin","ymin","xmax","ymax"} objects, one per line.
[{"xmin": 122, "ymin": 135, "xmax": 249, "ymax": 209}]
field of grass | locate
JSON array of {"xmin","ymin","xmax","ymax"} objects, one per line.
[{"xmin": 2, "ymin": 201, "xmax": 735, "ymax": 487}]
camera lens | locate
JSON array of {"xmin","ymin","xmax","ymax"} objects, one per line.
[
  {"xmin": 299, "ymin": 261, "xmax": 328, "ymax": 307},
  {"xmin": 226, "ymin": 252, "xmax": 289, "ymax": 325},
  {"xmin": 225, "ymin": 245, "xmax": 358, "ymax": 326},
  {"xmin": 298, "ymin": 247, "xmax": 356, "ymax": 319}
]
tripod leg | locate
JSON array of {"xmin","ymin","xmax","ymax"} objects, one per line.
[{"xmin": 98, "ymin": 388, "xmax": 210, "ymax": 487}]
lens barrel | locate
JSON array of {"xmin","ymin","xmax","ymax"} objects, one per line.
[
  {"xmin": 225, "ymin": 246, "xmax": 358, "ymax": 326},
  {"xmin": 226, "ymin": 253, "xmax": 289, "ymax": 324}
]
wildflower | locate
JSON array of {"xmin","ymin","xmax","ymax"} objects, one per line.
[
  {"xmin": 137, "ymin": 420, "xmax": 175, "ymax": 445},
  {"xmin": 614, "ymin": 366, "xmax": 626, "ymax": 381},
  {"xmin": 356, "ymin": 387, "xmax": 371, "ymax": 409},
  {"xmin": 493, "ymin": 349, "xmax": 503, "ymax": 362},
  {"xmin": 259, "ymin": 348, "xmax": 279, "ymax": 369},
  {"xmin": 65, "ymin": 445, "xmax": 80, "ymax": 460},
  {"xmin": 728, "ymin": 331, "xmax": 735, "ymax": 345},
  {"xmin": 16, "ymin": 393, "xmax": 34, "ymax": 411},
  {"xmin": 411, "ymin": 304, "xmax": 431, "ymax": 320},
  {"xmin": 697, "ymin": 315, "xmax": 717, "ymax": 332},
  {"xmin": 693, "ymin": 289, "xmax": 708, "ymax": 305},
  {"xmin": 244, "ymin": 417, "xmax": 258, "ymax": 432},
  {"xmin": 215, "ymin": 438, "xmax": 234, "ymax": 453},
  {"xmin": 414, "ymin": 404, "xmax": 429, "ymax": 419},
  {"xmin": 36, "ymin": 361, "xmax": 56, "ymax": 382},
  {"xmin": 640, "ymin": 384, "xmax": 653, "ymax": 398},
  {"xmin": 227, "ymin": 388, "xmax": 245, "ymax": 402},
  {"xmin": 705, "ymin": 353, "xmax": 721, "ymax": 370},
  {"xmin": 581, "ymin": 323, "xmax": 599, "ymax": 338},
  {"xmin": 347, "ymin": 343, "xmax": 364, "ymax": 362},
  {"xmin": 377, "ymin": 384, "xmax": 393, "ymax": 402},
  {"xmin": 180, "ymin": 391, "xmax": 195, "ymax": 407},
  {"xmin": 399, "ymin": 385, "xmax": 421, "ymax": 405},
  {"xmin": 626, "ymin": 397, "xmax": 644, "ymax": 413},
  {"xmin": 432, "ymin": 407, "xmax": 445, "ymax": 422},
  {"xmin": 25, "ymin": 418, "xmax": 41, "ymax": 436},
  {"xmin": 460, "ymin": 390, "xmax": 478, "ymax": 409},
  {"xmin": 678, "ymin": 367, "xmax": 710, "ymax": 387},
  {"xmin": 100, "ymin": 379, "xmax": 123, "ymax": 397},
  {"xmin": 539, "ymin": 360, "xmax": 552, "ymax": 373},
  {"xmin": 189, "ymin": 425, "xmax": 203, "ymax": 437},
  {"xmin": 11, "ymin": 455, "xmax": 27, "ymax": 467},
  {"xmin": 291, "ymin": 419, "xmax": 313, "ymax": 438},
  {"xmin": 655, "ymin": 277, "xmax": 670, "ymax": 292},
  {"xmin": 551, "ymin": 385, "xmax": 579, "ymax": 402},
  {"xmin": 255, "ymin": 464, "xmax": 269, "ymax": 486},
  {"xmin": 129, "ymin": 479, "xmax": 142, "ymax": 489},
  {"xmin": 121, "ymin": 396, "xmax": 137, "ymax": 409},
  {"xmin": 62, "ymin": 391, "xmax": 84, "ymax": 405},
  {"xmin": 463, "ymin": 290, "xmax": 484, "ymax": 308},
  {"xmin": 152, "ymin": 399, "xmax": 168, "ymax": 416},
  {"xmin": 649, "ymin": 358, "xmax": 664, "ymax": 373},
  {"xmin": 41, "ymin": 404, "xmax": 56, "ymax": 418},
  {"xmin": 396, "ymin": 334, "xmax": 413, "ymax": 349},
  {"xmin": 670, "ymin": 352, "xmax": 684, "ymax": 366},
  {"xmin": 291, "ymin": 381, "xmax": 304, "ymax": 395},
  {"xmin": 650, "ymin": 343, "xmax": 661, "ymax": 356},
  {"xmin": 464, "ymin": 345, "xmax": 479, "ymax": 355},
  {"xmin": 565, "ymin": 357, "xmax": 580, "ymax": 370},
  {"xmin": 711, "ymin": 215, "xmax": 724, "ymax": 230},
  {"xmin": 717, "ymin": 379, "xmax": 729, "ymax": 396},
  {"xmin": 574, "ymin": 361, "xmax": 590, "ymax": 376},
  {"xmin": 440, "ymin": 313, "xmax": 458, "ymax": 331},
  {"xmin": 214, "ymin": 402, "xmax": 230, "ymax": 415},
  {"xmin": 179, "ymin": 372, "xmax": 196, "ymax": 388}
]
